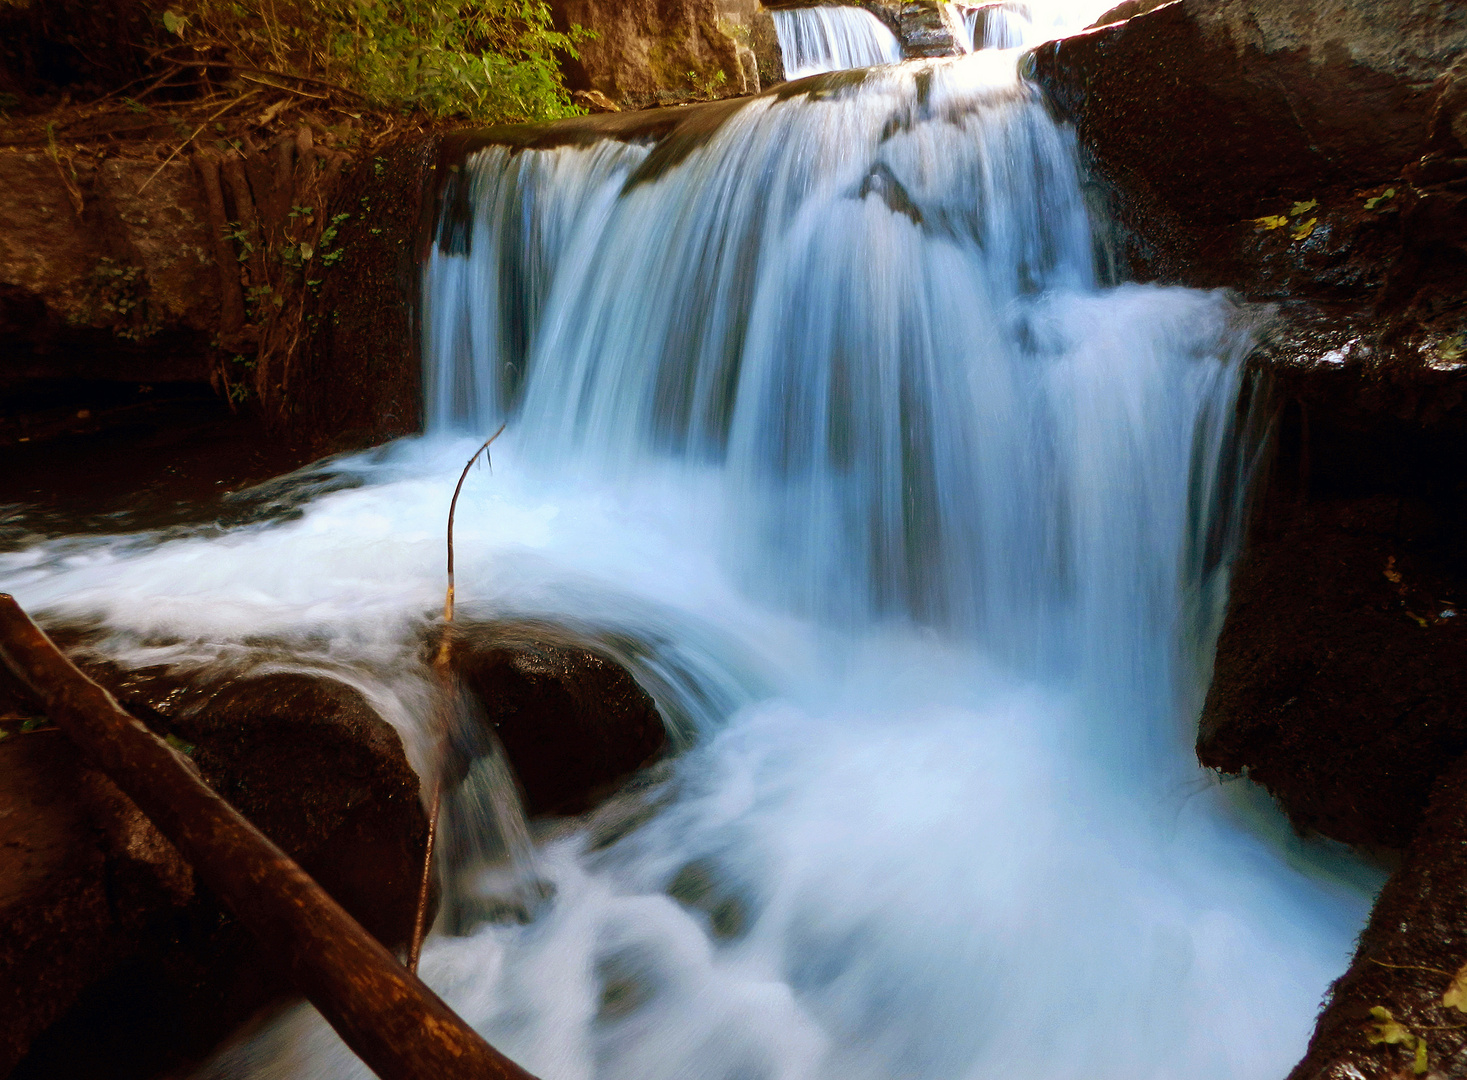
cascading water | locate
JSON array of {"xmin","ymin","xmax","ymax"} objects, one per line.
[
  {"xmin": 960, "ymin": 3, "xmax": 1033, "ymax": 50},
  {"xmin": 0, "ymin": 55, "xmax": 1380, "ymax": 1080},
  {"xmin": 771, "ymin": 7, "xmax": 902, "ymax": 78}
]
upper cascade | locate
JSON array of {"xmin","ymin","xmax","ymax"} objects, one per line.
[
  {"xmin": 424, "ymin": 57, "xmax": 1250, "ymax": 660},
  {"xmin": 771, "ymin": 6, "xmax": 903, "ymax": 77}
]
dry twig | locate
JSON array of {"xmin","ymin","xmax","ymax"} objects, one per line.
[{"xmin": 407, "ymin": 423, "xmax": 508, "ymax": 974}]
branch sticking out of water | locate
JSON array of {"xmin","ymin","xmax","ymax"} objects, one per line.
[
  {"xmin": 409, "ymin": 422, "xmax": 507, "ymax": 974},
  {"xmin": 442, "ymin": 423, "xmax": 507, "ymax": 632}
]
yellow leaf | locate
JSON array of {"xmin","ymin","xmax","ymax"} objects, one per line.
[
  {"xmin": 1252, "ymin": 215, "xmax": 1289, "ymax": 230},
  {"xmin": 1292, "ymin": 217, "xmax": 1318, "ymax": 241},
  {"xmin": 1368, "ymin": 1006, "xmax": 1416, "ymax": 1047},
  {"xmin": 1384, "ymin": 557, "xmax": 1402, "ymax": 584},
  {"xmin": 1291, "ymin": 199, "xmax": 1319, "ymax": 217},
  {"xmin": 1415, "ymin": 1036, "xmax": 1429, "ymax": 1075},
  {"xmin": 1364, "ymin": 188, "xmax": 1397, "ymax": 211},
  {"xmin": 1442, "ymin": 963, "xmax": 1467, "ymax": 1012}
]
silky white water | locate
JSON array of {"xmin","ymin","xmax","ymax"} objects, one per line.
[
  {"xmin": 772, "ymin": 7, "xmax": 902, "ymax": 78},
  {"xmin": 0, "ymin": 56, "xmax": 1377, "ymax": 1080}
]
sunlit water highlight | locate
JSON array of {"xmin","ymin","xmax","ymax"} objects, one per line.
[
  {"xmin": 0, "ymin": 56, "xmax": 1379, "ymax": 1080},
  {"xmin": 772, "ymin": 7, "xmax": 902, "ymax": 78}
]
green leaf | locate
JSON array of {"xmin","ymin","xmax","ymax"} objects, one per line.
[
  {"xmin": 20, "ymin": 717, "xmax": 49, "ymax": 732},
  {"xmin": 1415, "ymin": 1036, "xmax": 1429, "ymax": 1075},
  {"xmin": 1290, "ymin": 199, "xmax": 1318, "ymax": 217},
  {"xmin": 162, "ymin": 9, "xmax": 188, "ymax": 37}
]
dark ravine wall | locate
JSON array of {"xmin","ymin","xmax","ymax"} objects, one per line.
[
  {"xmin": 1034, "ymin": 3, "xmax": 1467, "ymax": 1076},
  {"xmin": 1032, "ymin": 0, "xmax": 1467, "ymax": 848},
  {"xmin": 285, "ymin": 134, "xmax": 439, "ymax": 453},
  {"xmin": 0, "ymin": 151, "xmax": 219, "ymax": 397}
]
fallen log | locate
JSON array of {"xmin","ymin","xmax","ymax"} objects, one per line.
[{"xmin": 0, "ymin": 593, "xmax": 538, "ymax": 1080}]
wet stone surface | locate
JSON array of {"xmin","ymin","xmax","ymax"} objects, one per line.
[{"xmin": 0, "ymin": 661, "xmax": 428, "ymax": 1080}]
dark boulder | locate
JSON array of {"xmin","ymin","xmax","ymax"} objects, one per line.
[
  {"xmin": 1031, "ymin": 0, "xmax": 1467, "ymax": 228},
  {"xmin": 0, "ymin": 662, "xmax": 428, "ymax": 1079},
  {"xmin": 445, "ymin": 623, "xmax": 668, "ymax": 818},
  {"xmin": 1087, "ymin": 0, "xmax": 1171, "ymax": 27},
  {"xmin": 1029, "ymin": 0, "xmax": 1467, "ymax": 311},
  {"xmin": 1026, "ymin": 3, "xmax": 1467, "ymax": 854}
]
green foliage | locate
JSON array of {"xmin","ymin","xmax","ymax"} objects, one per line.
[
  {"xmin": 170, "ymin": 0, "xmax": 589, "ymax": 124},
  {"xmin": 685, "ymin": 67, "xmax": 728, "ymax": 100},
  {"xmin": 331, "ymin": 0, "xmax": 589, "ymax": 122}
]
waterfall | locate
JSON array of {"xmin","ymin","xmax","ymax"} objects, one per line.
[
  {"xmin": 1, "ymin": 54, "xmax": 1378, "ymax": 1080},
  {"xmin": 960, "ymin": 3, "xmax": 1034, "ymax": 49},
  {"xmin": 771, "ymin": 7, "xmax": 902, "ymax": 78}
]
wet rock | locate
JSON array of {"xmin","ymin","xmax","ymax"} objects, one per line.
[
  {"xmin": 1287, "ymin": 754, "xmax": 1467, "ymax": 1079},
  {"xmin": 1086, "ymin": 0, "xmax": 1171, "ymax": 28},
  {"xmin": 572, "ymin": 88, "xmax": 622, "ymax": 112},
  {"xmin": 1029, "ymin": 0, "xmax": 1467, "ymax": 313},
  {"xmin": 0, "ymin": 150, "xmax": 219, "ymax": 395},
  {"xmin": 447, "ymin": 623, "xmax": 668, "ymax": 817},
  {"xmin": 899, "ymin": 1, "xmax": 965, "ymax": 58},
  {"xmin": 0, "ymin": 662, "xmax": 428, "ymax": 1078},
  {"xmin": 1031, "ymin": 1, "xmax": 1467, "ymax": 228},
  {"xmin": 1194, "ymin": 294, "xmax": 1467, "ymax": 857}
]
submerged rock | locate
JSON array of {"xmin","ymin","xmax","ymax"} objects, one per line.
[
  {"xmin": 445, "ymin": 622, "xmax": 669, "ymax": 818},
  {"xmin": 0, "ymin": 662, "xmax": 427, "ymax": 1079}
]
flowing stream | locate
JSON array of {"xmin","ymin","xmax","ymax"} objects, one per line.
[{"xmin": 0, "ymin": 51, "xmax": 1381, "ymax": 1080}]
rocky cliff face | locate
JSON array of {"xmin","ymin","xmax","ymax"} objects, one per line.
[
  {"xmin": 1033, "ymin": 4, "xmax": 1467, "ymax": 1077},
  {"xmin": 551, "ymin": 0, "xmax": 749, "ymax": 106},
  {"xmin": 0, "ymin": 151, "xmax": 220, "ymax": 394}
]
